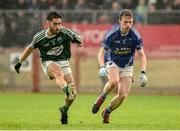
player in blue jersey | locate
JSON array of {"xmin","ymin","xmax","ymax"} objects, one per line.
[
  {"xmin": 92, "ymin": 9, "xmax": 148, "ymax": 123},
  {"xmin": 14, "ymin": 11, "xmax": 82, "ymax": 124}
]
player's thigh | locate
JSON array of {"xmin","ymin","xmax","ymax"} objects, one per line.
[
  {"xmin": 118, "ymin": 77, "xmax": 132, "ymax": 96},
  {"xmin": 47, "ymin": 63, "xmax": 64, "ymax": 78},
  {"xmin": 107, "ymin": 66, "xmax": 120, "ymax": 83}
]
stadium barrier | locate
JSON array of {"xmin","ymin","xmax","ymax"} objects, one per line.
[{"xmin": 0, "ymin": 23, "xmax": 180, "ymax": 95}]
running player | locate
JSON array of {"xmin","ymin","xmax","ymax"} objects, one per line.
[
  {"xmin": 92, "ymin": 9, "xmax": 148, "ymax": 123},
  {"xmin": 14, "ymin": 11, "xmax": 82, "ymax": 124}
]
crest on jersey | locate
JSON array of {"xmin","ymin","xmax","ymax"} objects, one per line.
[
  {"xmin": 57, "ymin": 37, "xmax": 62, "ymax": 43},
  {"xmin": 122, "ymin": 39, "xmax": 127, "ymax": 44}
]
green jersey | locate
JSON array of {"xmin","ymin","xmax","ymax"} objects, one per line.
[{"xmin": 29, "ymin": 26, "xmax": 81, "ymax": 62}]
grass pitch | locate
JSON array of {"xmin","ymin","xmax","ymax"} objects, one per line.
[{"xmin": 0, "ymin": 92, "xmax": 180, "ymax": 130}]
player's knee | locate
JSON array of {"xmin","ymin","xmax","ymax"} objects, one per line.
[
  {"xmin": 56, "ymin": 73, "xmax": 63, "ymax": 79},
  {"xmin": 73, "ymin": 91, "xmax": 77, "ymax": 97},
  {"xmin": 118, "ymin": 92, "xmax": 128, "ymax": 98},
  {"xmin": 116, "ymin": 95, "xmax": 126, "ymax": 103},
  {"xmin": 109, "ymin": 79, "xmax": 119, "ymax": 87},
  {"xmin": 53, "ymin": 69, "xmax": 64, "ymax": 78},
  {"xmin": 73, "ymin": 87, "xmax": 77, "ymax": 97}
]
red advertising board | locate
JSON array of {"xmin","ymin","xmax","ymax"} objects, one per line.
[
  {"xmin": 63, "ymin": 23, "xmax": 111, "ymax": 48},
  {"xmin": 48, "ymin": 23, "xmax": 180, "ymax": 59},
  {"xmin": 136, "ymin": 25, "xmax": 180, "ymax": 59}
]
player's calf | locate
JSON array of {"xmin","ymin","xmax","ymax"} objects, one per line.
[{"xmin": 92, "ymin": 94, "xmax": 106, "ymax": 113}]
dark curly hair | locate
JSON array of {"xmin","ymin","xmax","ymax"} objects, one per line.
[{"xmin": 47, "ymin": 11, "xmax": 62, "ymax": 21}]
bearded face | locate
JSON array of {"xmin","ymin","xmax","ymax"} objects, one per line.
[{"xmin": 48, "ymin": 18, "xmax": 62, "ymax": 35}]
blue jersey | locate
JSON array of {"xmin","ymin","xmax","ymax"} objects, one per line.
[{"xmin": 103, "ymin": 25, "xmax": 143, "ymax": 68}]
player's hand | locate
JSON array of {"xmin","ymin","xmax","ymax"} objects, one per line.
[
  {"xmin": 99, "ymin": 66, "xmax": 107, "ymax": 77},
  {"xmin": 14, "ymin": 59, "xmax": 22, "ymax": 74},
  {"xmin": 138, "ymin": 71, "xmax": 148, "ymax": 87},
  {"xmin": 76, "ymin": 43, "xmax": 82, "ymax": 47}
]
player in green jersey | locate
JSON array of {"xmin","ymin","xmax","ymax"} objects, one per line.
[{"xmin": 14, "ymin": 11, "xmax": 82, "ymax": 124}]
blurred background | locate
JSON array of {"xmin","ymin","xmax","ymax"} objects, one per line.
[{"xmin": 0, "ymin": 0, "xmax": 180, "ymax": 95}]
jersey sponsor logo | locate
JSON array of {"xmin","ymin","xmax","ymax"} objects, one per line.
[
  {"xmin": 47, "ymin": 45, "xmax": 63, "ymax": 56},
  {"xmin": 114, "ymin": 47, "xmax": 131, "ymax": 55}
]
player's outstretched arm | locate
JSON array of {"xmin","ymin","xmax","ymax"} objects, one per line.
[
  {"xmin": 74, "ymin": 35, "xmax": 82, "ymax": 47},
  {"xmin": 137, "ymin": 48, "xmax": 147, "ymax": 72},
  {"xmin": 137, "ymin": 48, "xmax": 148, "ymax": 87},
  {"xmin": 14, "ymin": 46, "xmax": 34, "ymax": 74},
  {"xmin": 65, "ymin": 28, "xmax": 82, "ymax": 47},
  {"xmin": 75, "ymin": 41, "xmax": 82, "ymax": 47},
  {"xmin": 98, "ymin": 47, "xmax": 105, "ymax": 67},
  {"xmin": 98, "ymin": 47, "xmax": 107, "ymax": 77}
]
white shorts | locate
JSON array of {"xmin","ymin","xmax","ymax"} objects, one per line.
[
  {"xmin": 41, "ymin": 60, "xmax": 72, "ymax": 78},
  {"xmin": 106, "ymin": 61, "xmax": 133, "ymax": 77}
]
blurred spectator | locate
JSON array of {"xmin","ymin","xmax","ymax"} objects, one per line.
[
  {"xmin": 87, "ymin": 0, "xmax": 104, "ymax": 9},
  {"xmin": 111, "ymin": 1, "xmax": 122, "ymax": 24},
  {"xmin": 28, "ymin": 12, "xmax": 43, "ymax": 37},
  {"xmin": 29, "ymin": 0, "xmax": 39, "ymax": 10},
  {"xmin": 74, "ymin": 0, "xmax": 87, "ymax": 10},
  {"xmin": 102, "ymin": 0, "xmax": 112, "ymax": 9},
  {"xmin": 16, "ymin": 10, "xmax": 30, "ymax": 46},
  {"xmin": 97, "ymin": 14, "xmax": 111, "ymax": 24},
  {"xmin": 0, "ymin": 0, "xmax": 178, "ymax": 11},
  {"xmin": 74, "ymin": 0, "xmax": 88, "ymax": 23},
  {"xmin": 121, "ymin": 0, "xmax": 137, "ymax": 9},
  {"xmin": 0, "ymin": 12, "xmax": 18, "ymax": 47},
  {"xmin": 0, "ymin": 13, "xmax": 6, "ymax": 47},
  {"xmin": 38, "ymin": 0, "xmax": 49, "ymax": 9},
  {"xmin": 148, "ymin": 0, "xmax": 157, "ymax": 13},
  {"xmin": 161, "ymin": 0, "xmax": 173, "ymax": 12},
  {"xmin": 0, "ymin": 0, "xmax": 16, "ymax": 9},
  {"xmin": 156, "ymin": 0, "xmax": 173, "ymax": 12},
  {"xmin": 47, "ymin": 0, "xmax": 56, "ymax": 9},
  {"xmin": 0, "ymin": 13, "xmax": 5, "ymax": 38},
  {"xmin": 173, "ymin": 0, "xmax": 180, "ymax": 9},
  {"xmin": 0, "ymin": 1, "xmax": 3, "ymax": 9},
  {"xmin": 56, "ymin": 0, "xmax": 72, "ymax": 9},
  {"xmin": 16, "ymin": 0, "xmax": 29, "ymax": 9},
  {"xmin": 135, "ymin": 0, "xmax": 147, "ymax": 24}
]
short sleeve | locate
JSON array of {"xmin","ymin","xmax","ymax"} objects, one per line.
[
  {"xmin": 132, "ymin": 27, "xmax": 144, "ymax": 50},
  {"xmin": 135, "ymin": 38, "xmax": 143, "ymax": 50},
  {"xmin": 66, "ymin": 28, "xmax": 82, "ymax": 44},
  {"xmin": 102, "ymin": 37, "xmax": 111, "ymax": 50},
  {"xmin": 29, "ymin": 36, "xmax": 37, "ymax": 49}
]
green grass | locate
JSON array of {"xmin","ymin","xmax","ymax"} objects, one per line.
[{"xmin": 0, "ymin": 93, "xmax": 180, "ymax": 130}]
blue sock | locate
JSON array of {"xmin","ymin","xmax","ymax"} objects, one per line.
[
  {"xmin": 106, "ymin": 106, "xmax": 112, "ymax": 114},
  {"xmin": 101, "ymin": 92, "xmax": 106, "ymax": 100}
]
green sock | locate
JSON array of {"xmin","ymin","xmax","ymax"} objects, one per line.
[
  {"xmin": 63, "ymin": 85, "xmax": 68, "ymax": 95},
  {"xmin": 61, "ymin": 105, "xmax": 69, "ymax": 113}
]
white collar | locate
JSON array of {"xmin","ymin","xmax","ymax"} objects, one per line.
[
  {"xmin": 121, "ymin": 32, "xmax": 129, "ymax": 36},
  {"xmin": 45, "ymin": 28, "xmax": 56, "ymax": 38}
]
